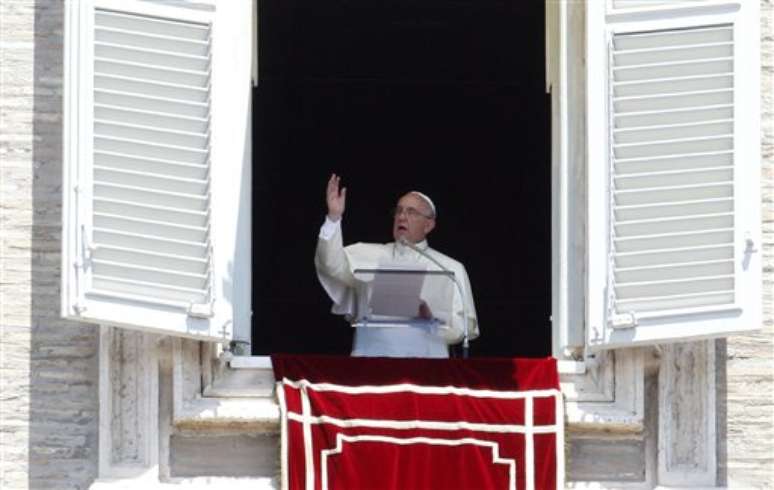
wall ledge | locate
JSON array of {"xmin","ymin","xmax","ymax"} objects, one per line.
[{"xmin": 174, "ymin": 396, "xmax": 280, "ymax": 432}]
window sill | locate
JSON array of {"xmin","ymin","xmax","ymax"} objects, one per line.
[
  {"xmin": 220, "ymin": 354, "xmax": 642, "ymax": 432},
  {"xmin": 229, "ymin": 355, "xmax": 586, "ymax": 374}
]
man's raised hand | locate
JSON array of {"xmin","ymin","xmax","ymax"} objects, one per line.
[{"xmin": 326, "ymin": 174, "xmax": 346, "ymax": 221}]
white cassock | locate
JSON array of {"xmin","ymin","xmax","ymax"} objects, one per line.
[{"xmin": 315, "ymin": 217, "xmax": 479, "ymax": 358}]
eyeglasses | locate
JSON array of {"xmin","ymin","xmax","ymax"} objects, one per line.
[{"xmin": 392, "ymin": 206, "xmax": 434, "ymax": 219}]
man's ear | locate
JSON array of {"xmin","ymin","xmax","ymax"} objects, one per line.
[{"xmin": 424, "ymin": 219, "xmax": 436, "ymax": 235}]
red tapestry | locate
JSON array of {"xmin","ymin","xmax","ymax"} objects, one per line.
[{"xmin": 272, "ymin": 355, "xmax": 564, "ymax": 490}]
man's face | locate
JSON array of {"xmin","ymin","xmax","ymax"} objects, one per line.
[{"xmin": 392, "ymin": 193, "xmax": 436, "ymax": 244}]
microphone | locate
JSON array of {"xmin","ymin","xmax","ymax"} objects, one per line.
[{"xmin": 398, "ymin": 237, "xmax": 470, "ymax": 358}]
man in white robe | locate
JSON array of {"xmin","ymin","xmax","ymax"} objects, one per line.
[{"xmin": 315, "ymin": 174, "xmax": 479, "ymax": 358}]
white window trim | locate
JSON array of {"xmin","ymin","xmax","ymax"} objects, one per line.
[
  {"xmin": 547, "ymin": 0, "xmax": 647, "ymax": 430},
  {"xmin": 185, "ymin": 0, "xmax": 648, "ymax": 433}
]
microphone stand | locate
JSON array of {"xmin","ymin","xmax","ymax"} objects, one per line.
[{"xmin": 399, "ymin": 238, "xmax": 470, "ymax": 359}]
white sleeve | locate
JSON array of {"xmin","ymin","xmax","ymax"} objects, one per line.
[
  {"xmin": 435, "ymin": 263, "xmax": 479, "ymax": 344},
  {"xmin": 315, "ymin": 217, "xmax": 354, "ymax": 286},
  {"xmin": 319, "ymin": 216, "xmax": 341, "ymax": 241},
  {"xmin": 315, "ymin": 216, "xmax": 357, "ymax": 318}
]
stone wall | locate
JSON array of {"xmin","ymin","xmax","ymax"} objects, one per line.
[
  {"xmin": 720, "ymin": 0, "xmax": 774, "ymax": 487},
  {"xmin": 0, "ymin": 1, "xmax": 100, "ymax": 489}
]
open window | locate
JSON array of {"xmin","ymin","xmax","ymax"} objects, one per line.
[
  {"xmin": 62, "ymin": 0, "xmax": 761, "ymax": 367},
  {"xmin": 253, "ymin": 0, "xmax": 552, "ymax": 358},
  {"xmin": 62, "ymin": 0, "xmax": 253, "ymax": 342}
]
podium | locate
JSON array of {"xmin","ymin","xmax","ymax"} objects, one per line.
[{"xmin": 351, "ymin": 267, "xmax": 456, "ymax": 329}]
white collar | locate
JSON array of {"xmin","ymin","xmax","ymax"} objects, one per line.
[{"xmin": 392, "ymin": 239, "xmax": 429, "ymax": 259}]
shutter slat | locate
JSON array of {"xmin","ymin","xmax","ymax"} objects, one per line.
[
  {"xmin": 614, "ymin": 40, "xmax": 731, "ymax": 55},
  {"xmin": 615, "ymin": 244, "xmax": 733, "ymax": 268},
  {"xmin": 94, "ymin": 135, "xmax": 208, "ymax": 164},
  {"xmin": 614, "ymin": 150, "xmax": 733, "ymax": 175},
  {"xmin": 95, "ymin": 120, "xmax": 208, "ymax": 149},
  {"xmin": 95, "ymin": 11, "xmax": 209, "ymax": 41},
  {"xmin": 615, "ymin": 2, "xmax": 718, "ymax": 11},
  {"xmin": 93, "ymin": 228, "xmax": 206, "ymax": 257},
  {"xmin": 95, "ymin": 105, "xmax": 208, "ymax": 134},
  {"xmin": 613, "ymin": 56, "xmax": 732, "ymax": 72},
  {"xmin": 614, "ymin": 136, "xmax": 732, "ymax": 159},
  {"xmin": 95, "ymin": 26, "xmax": 209, "ymax": 56},
  {"xmin": 615, "ymin": 228, "xmax": 733, "ymax": 252},
  {"xmin": 95, "ymin": 74, "xmax": 208, "ymax": 103},
  {"xmin": 92, "ymin": 275, "xmax": 207, "ymax": 304},
  {"xmin": 613, "ymin": 58, "xmax": 732, "ymax": 82},
  {"xmin": 612, "ymin": 25, "xmax": 732, "ymax": 50},
  {"xmin": 615, "ymin": 105, "xmax": 732, "ymax": 128},
  {"xmin": 93, "ymin": 245, "xmax": 208, "ymax": 275},
  {"xmin": 614, "ymin": 121, "xmax": 732, "ymax": 144},
  {"xmin": 91, "ymin": 5, "xmax": 213, "ymax": 305},
  {"xmin": 95, "ymin": 42, "xmax": 209, "ymax": 72},
  {"xmin": 95, "ymin": 38, "xmax": 209, "ymax": 60},
  {"xmin": 94, "ymin": 166, "xmax": 209, "ymax": 195},
  {"xmin": 616, "ymin": 275, "xmax": 733, "ymax": 299},
  {"xmin": 615, "ymin": 291, "xmax": 734, "ymax": 313},
  {"xmin": 95, "ymin": 90, "xmax": 208, "ymax": 118},
  {"xmin": 91, "ymin": 259, "xmax": 207, "ymax": 290},
  {"xmin": 614, "ymin": 89, "xmax": 732, "ymax": 113},
  {"xmin": 614, "ymin": 130, "xmax": 733, "ymax": 147},
  {"xmin": 615, "ymin": 118, "xmax": 731, "ymax": 135},
  {"xmin": 614, "ymin": 73, "xmax": 732, "ymax": 97},
  {"xmin": 614, "ymin": 197, "xmax": 732, "ymax": 221},
  {"xmin": 95, "ymin": 103, "xmax": 208, "ymax": 122},
  {"xmin": 614, "ymin": 43, "xmax": 732, "ymax": 66},
  {"xmin": 93, "ymin": 199, "xmax": 208, "ymax": 228},
  {"xmin": 94, "ymin": 213, "xmax": 207, "ymax": 243},
  {"xmin": 94, "ymin": 151, "xmax": 208, "ymax": 180},
  {"xmin": 95, "ymin": 58, "xmax": 209, "ymax": 87},
  {"xmin": 615, "ymin": 212, "xmax": 733, "ymax": 236},
  {"xmin": 615, "ymin": 166, "xmax": 732, "ymax": 188},
  {"xmin": 93, "ymin": 182, "xmax": 208, "ymax": 208},
  {"xmin": 615, "ymin": 258, "xmax": 733, "ymax": 282},
  {"xmin": 614, "ymin": 182, "xmax": 732, "ymax": 206}
]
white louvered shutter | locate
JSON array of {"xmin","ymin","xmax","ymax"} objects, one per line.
[
  {"xmin": 586, "ymin": 1, "xmax": 761, "ymax": 350},
  {"xmin": 63, "ymin": 0, "xmax": 252, "ymax": 341}
]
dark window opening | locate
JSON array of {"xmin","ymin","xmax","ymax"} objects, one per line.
[{"xmin": 253, "ymin": 0, "xmax": 550, "ymax": 357}]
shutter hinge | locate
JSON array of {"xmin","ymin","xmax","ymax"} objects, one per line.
[
  {"xmin": 609, "ymin": 311, "xmax": 637, "ymax": 329},
  {"xmin": 187, "ymin": 302, "xmax": 214, "ymax": 319},
  {"xmin": 745, "ymin": 237, "xmax": 758, "ymax": 254},
  {"xmin": 80, "ymin": 225, "xmax": 97, "ymax": 261},
  {"xmin": 218, "ymin": 320, "xmax": 233, "ymax": 341}
]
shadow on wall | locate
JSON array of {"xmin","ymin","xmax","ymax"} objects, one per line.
[
  {"xmin": 715, "ymin": 339, "xmax": 728, "ymax": 486},
  {"xmin": 29, "ymin": 1, "xmax": 99, "ymax": 488}
]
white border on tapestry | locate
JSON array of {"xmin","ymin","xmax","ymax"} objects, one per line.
[{"xmin": 320, "ymin": 434, "xmax": 517, "ymax": 490}]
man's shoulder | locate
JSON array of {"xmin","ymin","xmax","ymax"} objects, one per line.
[
  {"xmin": 426, "ymin": 247, "xmax": 465, "ymax": 270},
  {"xmin": 344, "ymin": 241, "xmax": 390, "ymax": 252},
  {"xmin": 343, "ymin": 241, "xmax": 391, "ymax": 260}
]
